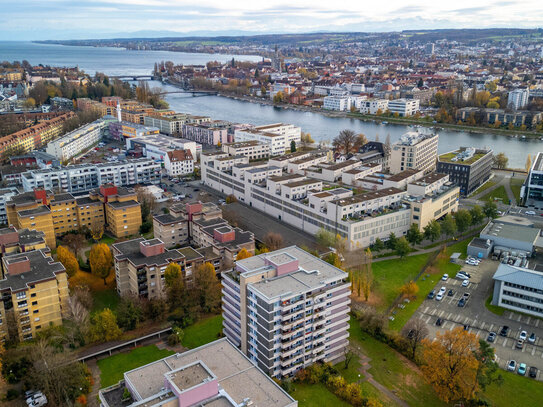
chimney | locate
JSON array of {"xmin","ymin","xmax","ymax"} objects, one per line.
[
  {"xmin": 5, "ymin": 256, "xmax": 31, "ymax": 276},
  {"xmin": 213, "ymin": 226, "xmax": 235, "ymax": 243},
  {"xmin": 0, "ymin": 227, "xmax": 19, "ymax": 249},
  {"xmin": 139, "ymin": 240, "xmax": 165, "ymax": 257},
  {"xmin": 34, "ymin": 188, "xmax": 48, "ymax": 205}
]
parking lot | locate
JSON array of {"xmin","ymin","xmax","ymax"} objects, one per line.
[{"xmin": 412, "ymin": 258, "xmax": 543, "ymax": 380}]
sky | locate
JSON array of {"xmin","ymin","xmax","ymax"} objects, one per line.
[{"xmin": 1, "ymin": 0, "xmax": 542, "ymax": 41}]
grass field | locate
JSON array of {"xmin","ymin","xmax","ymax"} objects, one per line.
[
  {"xmin": 97, "ymin": 345, "xmax": 174, "ymax": 388},
  {"xmin": 483, "ymin": 369, "xmax": 543, "ymax": 406},
  {"xmin": 290, "ymin": 383, "xmax": 351, "ymax": 407},
  {"xmin": 510, "ymin": 177, "xmax": 525, "ymax": 203},
  {"xmin": 481, "ymin": 185, "xmax": 509, "ymax": 204},
  {"xmin": 469, "ymin": 180, "xmax": 497, "ymax": 197},
  {"xmin": 181, "ymin": 314, "xmax": 223, "ymax": 349},
  {"xmin": 91, "ymin": 289, "xmax": 121, "ymax": 314}
]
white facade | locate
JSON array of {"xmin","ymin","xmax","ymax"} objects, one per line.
[
  {"xmin": 164, "ymin": 150, "xmax": 194, "ymax": 177},
  {"xmin": 324, "ymin": 95, "xmax": 366, "ymax": 112},
  {"xmin": 388, "ymin": 98, "xmax": 420, "ymax": 117},
  {"xmin": 143, "ymin": 114, "xmax": 187, "ymax": 134},
  {"xmin": 46, "ymin": 119, "xmax": 107, "ymax": 161},
  {"xmin": 126, "ymin": 134, "xmax": 199, "ymax": 161},
  {"xmin": 507, "ymin": 88, "xmax": 530, "ymax": 110},
  {"xmin": 360, "ymin": 99, "xmax": 389, "ymax": 114},
  {"xmin": 235, "ymin": 124, "xmax": 301, "ymax": 156},
  {"xmin": 221, "ymin": 141, "xmax": 270, "ymax": 161},
  {"xmin": 0, "ymin": 188, "xmax": 18, "ymax": 224}
]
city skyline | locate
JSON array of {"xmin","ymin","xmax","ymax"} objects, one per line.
[{"xmin": 2, "ymin": 0, "xmax": 543, "ymax": 41}]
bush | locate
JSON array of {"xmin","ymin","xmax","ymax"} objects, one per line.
[
  {"xmin": 167, "ymin": 333, "xmax": 180, "ymax": 346},
  {"xmin": 6, "ymin": 389, "xmax": 19, "ymax": 400},
  {"xmin": 139, "ymin": 221, "xmax": 152, "ymax": 234},
  {"xmin": 225, "ymin": 194, "xmax": 237, "ymax": 204}
]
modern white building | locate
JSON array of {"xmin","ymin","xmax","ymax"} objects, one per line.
[
  {"xmin": 46, "ymin": 119, "xmax": 108, "ymax": 161},
  {"xmin": 523, "ymin": 152, "xmax": 543, "ymax": 206},
  {"xmin": 507, "ymin": 88, "xmax": 530, "ymax": 110},
  {"xmin": 143, "ymin": 113, "xmax": 189, "ymax": 134},
  {"xmin": 222, "ymin": 246, "xmax": 350, "ymax": 377},
  {"xmin": 21, "ymin": 158, "xmax": 161, "ymax": 193},
  {"xmin": 125, "ymin": 133, "xmax": 199, "ymax": 161},
  {"xmin": 221, "ymin": 140, "xmax": 270, "ymax": 161},
  {"xmin": 164, "ymin": 149, "xmax": 194, "ymax": 177},
  {"xmin": 389, "ymin": 132, "xmax": 439, "ymax": 174},
  {"xmin": 234, "ymin": 124, "xmax": 301, "ymax": 156},
  {"xmin": 253, "ymin": 123, "xmax": 301, "ymax": 145},
  {"xmin": 388, "ymin": 98, "xmax": 420, "ymax": 117},
  {"xmin": 359, "ymin": 99, "xmax": 389, "ymax": 114},
  {"xmin": 0, "ymin": 188, "xmax": 18, "ymax": 224},
  {"xmin": 323, "ymin": 95, "xmax": 366, "ymax": 112}
]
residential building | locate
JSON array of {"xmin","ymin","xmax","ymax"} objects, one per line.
[
  {"xmin": 99, "ymin": 338, "xmax": 297, "ymax": 407},
  {"xmin": 522, "ymin": 152, "xmax": 543, "ymax": 206},
  {"xmin": 144, "ymin": 113, "xmax": 188, "ymax": 134},
  {"xmin": 253, "ymin": 123, "xmax": 301, "ymax": 146},
  {"xmin": 45, "ymin": 118, "xmax": 109, "ymax": 161},
  {"xmin": 234, "ymin": 124, "xmax": 301, "ymax": 156},
  {"xmin": 222, "ymin": 246, "xmax": 350, "ymax": 377},
  {"xmin": 125, "ymin": 134, "xmax": 199, "ymax": 161},
  {"xmin": 0, "ymin": 249, "xmax": 69, "ymax": 341},
  {"xmin": 387, "ymin": 98, "xmax": 420, "ymax": 117},
  {"xmin": 182, "ymin": 122, "xmax": 228, "ymax": 145},
  {"xmin": 507, "ymin": 88, "xmax": 530, "ymax": 110},
  {"xmin": 21, "ymin": 158, "xmax": 161, "ymax": 193},
  {"xmin": 50, "ymin": 97, "xmax": 74, "ymax": 110},
  {"xmin": 389, "ymin": 132, "xmax": 439, "ymax": 174},
  {"xmin": 359, "ymin": 99, "xmax": 389, "ymax": 114},
  {"xmin": 0, "ymin": 188, "xmax": 18, "ymax": 224},
  {"xmin": 109, "ymin": 121, "xmax": 159, "ymax": 141},
  {"xmin": 10, "ymin": 151, "xmax": 59, "ymax": 169},
  {"xmin": 0, "ymin": 227, "xmax": 47, "ymax": 255},
  {"xmin": 457, "ymin": 107, "xmax": 543, "ymax": 127},
  {"xmin": 222, "ymin": 140, "xmax": 270, "ymax": 161},
  {"xmin": 323, "ymin": 95, "xmax": 366, "ymax": 112},
  {"xmin": 491, "ymin": 263, "xmax": 543, "ymax": 318},
  {"xmin": 164, "ymin": 149, "xmax": 194, "ymax": 177},
  {"xmin": 436, "ymin": 147, "xmax": 493, "ymax": 196}
]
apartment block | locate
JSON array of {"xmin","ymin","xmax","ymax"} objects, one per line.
[
  {"xmin": 507, "ymin": 88, "xmax": 530, "ymax": 110},
  {"xmin": 143, "ymin": 113, "xmax": 189, "ymax": 134},
  {"xmin": 234, "ymin": 129, "xmax": 292, "ymax": 156},
  {"xmin": 389, "ymin": 132, "xmax": 439, "ymax": 174},
  {"xmin": 221, "ymin": 140, "xmax": 270, "ymax": 161},
  {"xmin": 112, "ymin": 238, "xmax": 205, "ymax": 299},
  {"xmin": 46, "ymin": 118, "xmax": 109, "ymax": 161},
  {"xmin": 359, "ymin": 99, "xmax": 389, "ymax": 114},
  {"xmin": 126, "ymin": 134, "xmax": 199, "ymax": 162},
  {"xmin": 164, "ymin": 150, "xmax": 194, "ymax": 177},
  {"xmin": 0, "ymin": 249, "xmax": 69, "ymax": 342},
  {"xmin": 388, "ymin": 98, "xmax": 420, "ymax": 117},
  {"xmin": 109, "ymin": 121, "xmax": 159, "ymax": 140},
  {"xmin": 99, "ymin": 338, "xmax": 297, "ymax": 407},
  {"xmin": 222, "ymin": 246, "xmax": 350, "ymax": 378},
  {"xmin": 0, "ymin": 227, "xmax": 47, "ymax": 258},
  {"xmin": 181, "ymin": 122, "xmax": 228, "ymax": 145},
  {"xmin": 436, "ymin": 147, "xmax": 493, "ymax": 196},
  {"xmin": 0, "ymin": 188, "xmax": 18, "ymax": 224},
  {"xmin": 21, "ymin": 158, "xmax": 161, "ymax": 193}
]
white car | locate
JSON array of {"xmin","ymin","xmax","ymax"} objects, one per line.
[
  {"xmin": 442, "ymin": 274, "xmax": 449, "ymax": 281},
  {"xmin": 526, "ymin": 211, "xmax": 536, "ymax": 216},
  {"xmin": 438, "ymin": 286, "xmax": 446, "ymax": 295},
  {"xmin": 462, "ymin": 279, "xmax": 470, "ymax": 287},
  {"xmin": 519, "ymin": 330, "xmax": 528, "ymax": 341},
  {"xmin": 436, "ymin": 292, "xmax": 444, "ymax": 301}
]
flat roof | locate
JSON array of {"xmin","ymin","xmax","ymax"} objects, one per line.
[
  {"xmin": 333, "ymin": 187, "xmax": 404, "ymax": 207},
  {"xmin": 410, "ymin": 172, "xmax": 448, "ymax": 186},
  {"xmin": 386, "ymin": 168, "xmax": 421, "ymax": 182},
  {"xmin": 481, "ymin": 221, "xmax": 540, "ymax": 244},
  {"xmin": 438, "ymin": 148, "xmax": 491, "ymax": 165},
  {"xmin": 493, "ymin": 263, "xmax": 543, "ymax": 290}
]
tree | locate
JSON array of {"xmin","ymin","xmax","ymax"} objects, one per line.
[
  {"xmin": 164, "ymin": 262, "xmax": 184, "ymax": 310},
  {"xmin": 116, "ymin": 297, "xmax": 143, "ymax": 331},
  {"xmin": 56, "ymin": 245, "xmax": 79, "ymax": 277},
  {"xmin": 400, "ymin": 280, "xmax": 419, "ymax": 299},
  {"xmin": 483, "ymin": 201, "xmax": 498, "ymax": 219},
  {"xmin": 372, "ymin": 238, "xmax": 385, "ymax": 252},
  {"xmin": 395, "ymin": 237, "xmax": 410, "ymax": 258},
  {"xmin": 401, "ymin": 318, "xmax": 429, "ymax": 361},
  {"xmin": 332, "ymin": 129, "xmax": 363, "ymax": 154},
  {"xmin": 360, "ymin": 248, "xmax": 373, "ymax": 301},
  {"xmin": 493, "ymin": 152, "xmax": 508, "ymax": 169},
  {"xmin": 62, "ymin": 233, "xmax": 86, "ymax": 258},
  {"xmin": 89, "ymin": 243, "xmax": 113, "ymax": 285},
  {"xmin": 469, "ymin": 205, "xmax": 485, "ymax": 225},
  {"xmin": 290, "ymin": 140, "xmax": 297, "ymax": 153},
  {"xmin": 343, "ymin": 347, "xmax": 355, "ymax": 369},
  {"xmin": 525, "ymin": 154, "xmax": 532, "ymax": 172},
  {"xmin": 324, "ymin": 252, "xmax": 342, "ymax": 268},
  {"xmin": 474, "ymin": 339, "xmax": 502, "ymax": 392},
  {"xmin": 424, "ymin": 220, "xmax": 441, "ymax": 242},
  {"xmin": 89, "ymin": 308, "xmax": 122, "ymax": 342},
  {"xmin": 406, "ymin": 223, "xmax": 423, "ymax": 245},
  {"xmin": 454, "ymin": 209, "xmax": 472, "ymax": 233},
  {"xmin": 441, "ymin": 214, "xmax": 457, "ymax": 237},
  {"xmin": 386, "ymin": 232, "xmax": 398, "ymax": 250},
  {"xmin": 421, "ymin": 327, "xmax": 480, "ymax": 403},
  {"xmin": 136, "ymin": 187, "xmax": 157, "ymax": 221},
  {"xmin": 193, "ymin": 262, "xmax": 221, "ymax": 312},
  {"xmin": 264, "ymin": 232, "xmax": 284, "ymax": 251},
  {"xmin": 316, "ymin": 228, "xmax": 336, "ymax": 248},
  {"xmin": 236, "ymin": 248, "xmax": 252, "ymax": 260},
  {"xmin": 90, "ymin": 218, "xmax": 104, "ymax": 242},
  {"xmin": 300, "ymin": 132, "xmax": 315, "ymax": 147}
]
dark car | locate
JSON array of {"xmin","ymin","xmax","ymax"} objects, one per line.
[
  {"xmin": 458, "ymin": 298, "xmax": 465, "ymax": 307},
  {"xmin": 463, "ymin": 324, "xmax": 470, "ymax": 331},
  {"xmin": 500, "ymin": 326, "xmax": 510, "ymax": 337},
  {"xmin": 487, "ymin": 332, "xmax": 497, "ymax": 343},
  {"xmin": 529, "ymin": 366, "xmax": 538, "ymax": 378},
  {"xmin": 447, "ymin": 289, "xmax": 454, "ymax": 297},
  {"xmin": 436, "ymin": 318, "xmax": 443, "ymax": 326},
  {"xmin": 427, "ymin": 290, "xmax": 435, "ymax": 299}
]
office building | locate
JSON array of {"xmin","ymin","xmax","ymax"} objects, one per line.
[
  {"xmin": 164, "ymin": 150, "xmax": 194, "ymax": 177},
  {"xmin": 0, "ymin": 249, "xmax": 69, "ymax": 341},
  {"xmin": 436, "ymin": 147, "xmax": 493, "ymax": 196},
  {"xmin": 507, "ymin": 88, "xmax": 530, "ymax": 110},
  {"xmin": 109, "ymin": 121, "xmax": 159, "ymax": 141},
  {"xmin": 46, "ymin": 118, "xmax": 109, "ymax": 161},
  {"xmin": 99, "ymin": 338, "xmax": 297, "ymax": 407},
  {"xmin": 389, "ymin": 132, "xmax": 439, "ymax": 174},
  {"xmin": 222, "ymin": 246, "xmax": 350, "ymax": 377},
  {"xmin": 21, "ymin": 158, "xmax": 161, "ymax": 194},
  {"xmin": 359, "ymin": 99, "xmax": 389, "ymax": 114},
  {"xmin": 388, "ymin": 99, "xmax": 420, "ymax": 117},
  {"xmin": 522, "ymin": 152, "xmax": 543, "ymax": 206},
  {"xmin": 182, "ymin": 122, "xmax": 228, "ymax": 145},
  {"xmin": 491, "ymin": 263, "xmax": 543, "ymax": 318}
]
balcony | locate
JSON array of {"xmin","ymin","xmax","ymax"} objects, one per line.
[{"xmin": 20, "ymin": 317, "xmax": 30, "ymax": 325}]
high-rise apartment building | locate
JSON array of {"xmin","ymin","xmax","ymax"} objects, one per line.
[
  {"xmin": 507, "ymin": 88, "xmax": 530, "ymax": 110},
  {"xmin": 222, "ymin": 246, "xmax": 350, "ymax": 378},
  {"xmin": 389, "ymin": 132, "xmax": 439, "ymax": 174}
]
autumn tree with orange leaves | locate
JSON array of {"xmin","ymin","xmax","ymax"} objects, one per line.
[{"xmin": 421, "ymin": 327, "xmax": 480, "ymax": 403}]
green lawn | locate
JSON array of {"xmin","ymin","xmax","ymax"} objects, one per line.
[
  {"xmin": 485, "ymin": 295, "xmax": 506, "ymax": 316},
  {"xmin": 181, "ymin": 314, "xmax": 223, "ymax": 349},
  {"xmin": 510, "ymin": 177, "xmax": 524, "ymax": 203},
  {"xmin": 469, "ymin": 180, "xmax": 496, "ymax": 197},
  {"xmin": 371, "ymin": 253, "xmax": 432, "ymax": 312},
  {"xmin": 97, "ymin": 345, "xmax": 174, "ymax": 388},
  {"xmin": 348, "ymin": 318, "xmax": 447, "ymax": 407},
  {"xmin": 483, "ymin": 369, "xmax": 543, "ymax": 406},
  {"xmin": 481, "ymin": 185, "xmax": 509, "ymax": 204},
  {"xmin": 88, "ymin": 235, "xmax": 117, "ymax": 246},
  {"xmin": 290, "ymin": 383, "xmax": 351, "ymax": 407},
  {"xmin": 91, "ymin": 289, "xmax": 120, "ymax": 314}
]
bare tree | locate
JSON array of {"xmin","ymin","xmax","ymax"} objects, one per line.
[
  {"xmin": 332, "ymin": 129, "xmax": 366, "ymax": 155},
  {"xmin": 401, "ymin": 318, "xmax": 429, "ymax": 360},
  {"xmin": 343, "ymin": 346, "xmax": 355, "ymax": 369},
  {"xmin": 264, "ymin": 232, "xmax": 284, "ymax": 251}
]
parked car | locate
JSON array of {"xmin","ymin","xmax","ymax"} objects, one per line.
[
  {"xmin": 518, "ymin": 363, "xmax": 527, "ymax": 376},
  {"xmin": 487, "ymin": 332, "xmax": 496, "ymax": 343},
  {"xmin": 427, "ymin": 290, "xmax": 435, "ymax": 299},
  {"xmin": 519, "ymin": 330, "xmax": 527, "ymax": 341},
  {"xmin": 458, "ymin": 298, "xmax": 466, "ymax": 307},
  {"xmin": 526, "ymin": 211, "xmax": 536, "ymax": 215},
  {"xmin": 447, "ymin": 289, "xmax": 454, "ymax": 297},
  {"xmin": 442, "ymin": 274, "xmax": 449, "ymax": 281},
  {"xmin": 507, "ymin": 360, "xmax": 517, "ymax": 372},
  {"xmin": 500, "ymin": 326, "xmax": 510, "ymax": 337},
  {"xmin": 528, "ymin": 332, "xmax": 537, "ymax": 344},
  {"xmin": 462, "ymin": 279, "xmax": 470, "ymax": 287},
  {"xmin": 438, "ymin": 286, "xmax": 446, "ymax": 295},
  {"xmin": 516, "ymin": 340, "xmax": 524, "ymax": 350},
  {"xmin": 436, "ymin": 292, "xmax": 444, "ymax": 301},
  {"xmin": 436, "ymin": 318, "xmax": 443, "ymax": 326},
  {"xmin": 529, "ymin": 366, "xmax": 538, "ymax": 378}
]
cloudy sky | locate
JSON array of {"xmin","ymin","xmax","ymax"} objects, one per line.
[{"xmin": 2, "ymin": 0, "xmax": 542, "ymax": 41}]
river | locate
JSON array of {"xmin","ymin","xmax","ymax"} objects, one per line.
[{"xmin": 0, "ymin": 41, "xmax": 535, "ymax": 167}]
